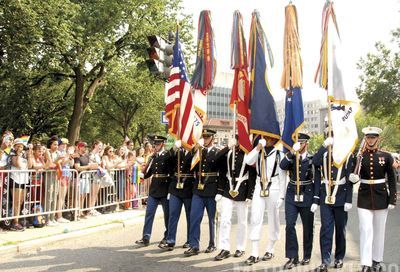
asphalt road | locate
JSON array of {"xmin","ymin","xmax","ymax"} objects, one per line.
[{"xmin": 0, "ymin": 192, "xmax": 399, "ymax": 272}]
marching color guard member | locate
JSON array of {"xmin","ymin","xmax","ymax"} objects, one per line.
[
  {"xmin": 312, "ymin": 135, "xmax": 355, "ymax": 272},
  {"xmin": 135, "ymin": 135, "xmax": 172, "ymax": 248},
  {"xmin": 214, "ymin": 137, "xmax": 256, "ymax": 261},
  {"xmin": 279, "ymin": 132, "xmax": 315, "ymax": 270},
  {"xmin": 350, "ymin": 126, "xmax": 397, "ymax": 272},
  {"xmin": 244, "ymin": 136, "xmax": 287, "ymax": 265},
  {"xmin": 160, "ymin": 140, "xmax": 194, "ymax": 251},
  {"xmin": 184, "ymin": 128, "xmax": 224, "ymax": 256}
]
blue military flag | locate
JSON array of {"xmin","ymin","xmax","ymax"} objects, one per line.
[
  {"xmin": 281, "ymin": 88, "xmax": 304, "ymax": 152},
  {"xmin": 249, "ymin": 11, "xmax": 280, "ymax": 141},
  {"xmin": 281, "ymin": 4, "xmax": 305, "ymax": 152}
]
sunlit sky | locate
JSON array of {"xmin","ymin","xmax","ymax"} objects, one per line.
[{"xmin": 182, "ymin": 0, "xmax": 400, "ymax": 101}]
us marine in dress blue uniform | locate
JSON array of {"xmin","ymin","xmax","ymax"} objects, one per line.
[
  {"xmin": 351, "ymin": 126, "xmax": 397, "ymax": 272},
  {"xmin": 279, "ymin": 132, "xmax": 314, "ymax": 270},
  {"xmin": 312, "ymin": 135, "xmax": 355, "ymax": 272},
  {"xmin": 135, "ymin": 135, "xmax": 173, "ymax": 248}
]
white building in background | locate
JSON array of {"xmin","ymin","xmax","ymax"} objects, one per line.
[
  {"xmin": 206, "ymin": 72, "xmax": 328, "ymax": 143},
  {"xmin": 275, "ymin": 99, "xmax": 328, "ymax": 135}
]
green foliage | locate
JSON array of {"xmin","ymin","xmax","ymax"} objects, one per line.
[
  {"xmin": 308, "ymin": 134, "xmax": 324, "ymax": 154},
  {"xmin": 80, "ymin": 61, "xmax": 165, "ymax": 146},
  {"xmin": 356, "ymin": 110, "xmax": 400, "ymax": 152},
  {"xmin": 0, "ymin": 0, "xmax": 193, "ymax": 143},
  {"xmin": 357, "ymin": 28, "xmax": 400, "ymax": 127}
]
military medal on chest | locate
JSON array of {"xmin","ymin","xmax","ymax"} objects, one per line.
[{"xmin": 378, "ymin": 156, "xmax": 385, "ymax": 166}]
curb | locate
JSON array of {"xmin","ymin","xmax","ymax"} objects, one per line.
[{"xmin": 0, "ymin": 211, "xmax": 163, "ymax": 257}]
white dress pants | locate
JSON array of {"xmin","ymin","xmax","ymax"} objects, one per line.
[
  {"xmin": 218, "ymin": 196, "xmax": 248, "ymax": 251},
  {"xmin": 358, "ymin": 208, "xmax": 388, "ymax": 267},
  {"xmin": 249, "ymin": 182, "xmax": 280, "ymax": 256}
]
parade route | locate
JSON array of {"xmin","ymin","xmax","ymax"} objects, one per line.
[{"xmin": 0, "ymin": 193, "xmax": 399, "ymax": 272}]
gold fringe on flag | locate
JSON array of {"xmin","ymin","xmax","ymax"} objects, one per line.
[
  {"xmin": 281, "ymin": 4, "xmax": 303, "ymax": 90},
  {"xmin": 314, "ymin": 1, "xmax": 340, "ymax": 90}
]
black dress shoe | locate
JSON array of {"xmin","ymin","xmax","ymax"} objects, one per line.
[
  {"xmin": 245, "ymin": 256, "xmax": 259, "ymax": 265},
  {"xmin": 372, "ymin": 261, "xmax": 382, "ymax": 272},
  {"xmin": 184, "ymin": 247, "xmax": 199, "ymax": 256},
  {"xmin": 284, "ymin": 258, "xmax": 299, "ymax": 270},
  {"xmin": 334, "ymin": 259, "xmax": 344, "ymax": 268},
  {"xmin": 234, "ymin": 250, "xmax": 245, "ymax": 258},
  {"xmin": 160, "ymin": 243, "xmax": 175, "ymax": 251},
  {"xmin": 158, "ymin": 239, "xmax": 167, "ymax": 249},
  {"xmin": 262, "ymin": 252, "xmax": 274, "ymax": 261},
  {"xmin": 301, "ymin": 258, "xmax": 311, "ymax": 265},
  {"xmin": 214, "ymin": 249, "xmax": 231, "ymax": 261},
  {"xmin": 182, "ymin": 242, "xmax": 190, "ymax": 248},
  {"xmin": 135, "ymin": 238, "xmax": 149, "ymax": 246},
  {"xmin": 361, "ymin": 266, "xmax": 372, "ymax": 272},
  {"xmin": 205, "ymin": 245, "xmax": 217, "ymax": 253},
  {"xmin": 315, "ymin": 263, "xmax": 328, "ymax": 272}
]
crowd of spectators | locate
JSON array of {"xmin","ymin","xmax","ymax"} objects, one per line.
[{"xmin": 0, "ymin": 131, "xmax": 154, "ymax": 232}]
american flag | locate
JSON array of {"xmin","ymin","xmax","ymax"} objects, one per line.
[{"xmin": 165, "ymin": 30, "xmax": 195, "ymax": 149}]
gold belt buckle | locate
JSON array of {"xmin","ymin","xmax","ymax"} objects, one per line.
[
  {"xmin": 260, "ymin": 189, "xmax": 269, "ymax": 197},
  {"xmin": 325, "ymin": 195, "xmax": 336, "ymax": 204},
  {"xmin": 197, "ymin": 183, "xmax": 205, "ymax": 190},
  {"xmin": 229, "ymin": 190, "xmax": 239, "ymax": 198},
  {"xmin": 368, "ymin": 179, "xmax": 374, "ymax": 184},
  {"xmin": 176, "ymin": 182, "xmax": 184, "ymax": 189}
]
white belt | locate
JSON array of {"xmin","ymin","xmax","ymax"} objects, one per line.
[
  {"xmin": 322, "ymin": 177, "xmax": 346, "ymax": 185},
  {"xmin": 227, "ymin": 174, "xmax": 249, "ymax": 183},
  {"xmin": 360, "ymin": 178, "xmax": 386, "ymax": 184}
]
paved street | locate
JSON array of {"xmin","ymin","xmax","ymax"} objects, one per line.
[{"xmin": 0, "ymin": 193, "xmax": 399, "ymax": 272}]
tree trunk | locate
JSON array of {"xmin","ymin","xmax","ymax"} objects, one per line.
[
  {"xmin": 67, "ymin": 69, "xmax": 85, "ymax": 143},
  {"xmin": 67, "ymin": 65, "xmax": 105, "ymax": 143}
]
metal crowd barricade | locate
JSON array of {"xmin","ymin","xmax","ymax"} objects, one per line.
[
  {"xmin": 77, "ymin": 168, "xmax": 149, "ymax": 214},
  {"xmin": 0, "ymin": 169, "xmax": 79, "ymax": 227},
  {"xmin": 0, "ymin": 167, "xmax": 150, "ymax": 227}
]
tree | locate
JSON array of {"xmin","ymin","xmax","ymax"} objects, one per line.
[
  {"xmin": 80, "ymin": 61, "xmax": 165, "ymax": 146},
  {"xmin": 308, "ymin": 134, "xmax": 324, "ymax": 154},
  {"xmin": 356, "ymin": 110, "xmax": 400, "ymax": 152},
  {"xmin": 0, "ymin": 0, "xmax": 193, "ymax": 142},
  {"xmin": 357, "ymin": 28, "xmax": 400, "ymax": 127}
]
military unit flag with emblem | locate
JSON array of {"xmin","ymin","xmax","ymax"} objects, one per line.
[
  {"xmin": 281, "ymin": 4, "xmax": 305, "ymax": 152},
  {"xmin": 248, "ymin": 10, "xmax": 281, "ymax": 142},
  {"xmin": 314, "ymin": 1, "xmax": 360, "ymax": 167}
]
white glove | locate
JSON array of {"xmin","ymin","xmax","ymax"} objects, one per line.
[
  {"xmin": 323, "ymin": 137, "xmax": 334, "ymax": 147},
  {"xmin": 344, "ymin": 203, "xmax": 352, "ymax": 212},
  {"xmin": 228, "ymin": 138, "xmax": 237, "ymax": 148},
  {"xmin": 167, "ymin": 193, "xmax": 171, "ymax": 200},
  {"xmin": 310, "ymin": 203, "xmax": 318, "ymax": 213},
  {"xmin": 245, "ymin": 198, "xmax": 252, "ymax": 206},
  {"xmin": 258, "ymin": 138, "xmax": 267, "ymax": 147},
  {"xmin": 388, "ymin": 204, "xmax": 395, "ymax": 210},
  {"xmin": 198, "ymin": 138, "xmax": 204, "ymax": 148},
  {"xmin": 276, "ymin": 198, "xmax": 284, "ymax": 209},
  {"xmin": 215, "ymin": 194, "xmax": 222, "ymax": 202},
  {"xmin": 292, "ymin": 142, "xmax": 301, "ymax": 152},
  {"xmin": 349, "ymin": 173, "xmax": 360, "ymax": 184},
  {"xmin": 174, "ymin": 140, "xmax": 182, "ymax": 149}
]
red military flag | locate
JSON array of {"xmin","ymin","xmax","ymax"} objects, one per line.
[{"xmin": 230, "ymin": 11, "xmax": 252, "ymax": 153}]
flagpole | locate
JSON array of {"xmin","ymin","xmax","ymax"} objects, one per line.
[
  {"xmin": 295, "ymin": 132, "xmax": 300, "ymax": 199},
  {"xmin": 175, "ymin": 22, "xmax": 182, "ymax": 189},
  {"xmin": 327, "ymin": 98, "xmax": 333, "ymax": 203},
  {"xmin": 231, "ymin": 101, "xmax": 237, "ymax": 186}
]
